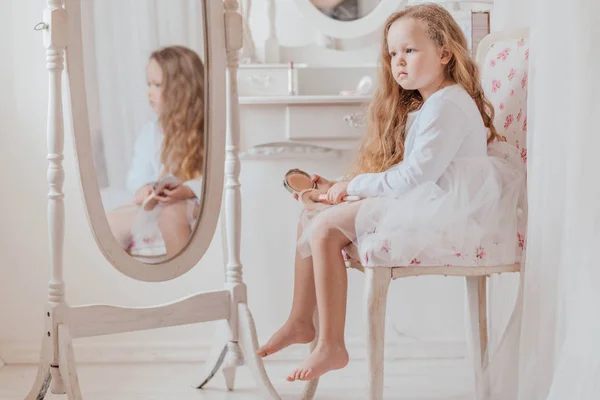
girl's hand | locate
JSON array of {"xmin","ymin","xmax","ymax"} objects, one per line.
[
  {"xmin": 156, "ymin": 185, "xmax": 195, "ymax": 204},
  {"xmin": 326, "ymin": 181, "xmax": 350, "ymax": 204},
  {"xmin": 311, "ymin": 174, "xmax": 335, "ymax": 192},
  {"xmin": 133, "ymin": 184, "xmax": 153, "ymax": 205}
]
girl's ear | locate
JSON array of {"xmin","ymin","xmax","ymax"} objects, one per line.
[{"xmin": 440, "ymin": 46, "xmax": 452, "ymax": 65}]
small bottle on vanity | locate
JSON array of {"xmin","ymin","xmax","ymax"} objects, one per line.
[{"xmin": 288, "ymin": 61, "xmax": 296, "ymax": 95}]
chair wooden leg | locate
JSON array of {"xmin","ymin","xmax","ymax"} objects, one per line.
[
  {"xmin": 466, "ymin": 276, "xmax": 488, "ymax": 398},
  {"xmin": 364, "ymin": 268, "xmax": 391, "ymax": 400},
  {"xmin": 301, "ymin": 310, "xmax": 320, "ymax": 400}
]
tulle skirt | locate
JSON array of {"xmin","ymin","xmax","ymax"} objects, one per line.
[
  {"xmin": 297, "ymin": 142, "xmax": 527, "ymax": 267},
  {"xmin": 129, "ymin": 198, "xmax": 199, "ymax": 252}
]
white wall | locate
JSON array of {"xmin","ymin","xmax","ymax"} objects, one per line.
[
  {"xmin": 491, "ymin": 0, "xmax": 534, "ymax": 32},
  {"xmin": 1, "ymin": 0, "xmax": 531, "ymax": 367}
]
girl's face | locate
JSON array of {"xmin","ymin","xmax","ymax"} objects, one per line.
[
  {"xmin": 147, "ymin": 58, "xmax": 164, "ymax": 114},
  {"xmin": 387, "ymin": 18, "xmax": 452, "ymax": 100}
]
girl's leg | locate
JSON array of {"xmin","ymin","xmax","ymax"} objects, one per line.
[
  {"xmin": 288, "ymin": 201, "xmax": 361, "ymax": 382},
  {"xmin": 158, "ymin": 201, "xmax": 192, "ymax": 258},
  {"xmin": 257, "ymin": 212, "xmax": 318, "ymax": 357},
  {"xmin": 106, "ymin": 204, "xmax": 139, "ymax": 249}
]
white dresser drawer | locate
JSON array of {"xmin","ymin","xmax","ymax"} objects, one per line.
[
  {"xmin": 239, "ymin": 95, "xmax": 370, "ymax": 151},
  {"xmin": 286, "ymin": 104, "xmax": 366, "ymax": 141}
]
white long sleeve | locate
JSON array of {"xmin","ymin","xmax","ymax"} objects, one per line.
[
  {"xmin": 183, "ymin": 177, "xmax": 203, "ymax": 199},
  {"xmin": 126, "ymin": 121, "xmax": 160, "ymax": 194},
  {"xmin": 125, "ymin": 121, "xmax": 204, "ymax": 200},
  {"xmin": 347, "ymin": 94, "xmax": 474, "ymax": 198}
]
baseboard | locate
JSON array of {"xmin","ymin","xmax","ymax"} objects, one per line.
[{"xmin": 0, "ymin": 338, "xmax": 467, "ymax": 365}]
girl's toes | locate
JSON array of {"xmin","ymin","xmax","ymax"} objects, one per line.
[
  {"xmin": 286, "ymin": 370, "xmax": 298, "ymax": 382},
  {"xmin": 300, "ymin": 369, "xmax": 312, "ymax": 380}
]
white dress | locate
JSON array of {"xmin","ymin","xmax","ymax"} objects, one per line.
[
  {"xmin": 125, "ymin": 120, "xmax": 203, "ymax": 253},
  {"xmin": 298, "ymin": 84, "xmax": 527, "ymax": 267}
]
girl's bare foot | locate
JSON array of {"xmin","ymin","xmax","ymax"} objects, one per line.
[
  {"xmin": 287, "ymin": 342, "xmax": 349, "ymax": 381},
  {"xmin": 257, "ymin": 320, "xmax": 315, "ymax": 358}
]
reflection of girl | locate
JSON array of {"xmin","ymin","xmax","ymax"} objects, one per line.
[{"xmin": 107, "ymin": 45, "xmax": 204, "ymax": 258}]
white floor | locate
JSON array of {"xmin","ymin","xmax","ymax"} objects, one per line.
[{"xmin": 0, "ymin": 359, "xmax": 474, "ymax": 400}]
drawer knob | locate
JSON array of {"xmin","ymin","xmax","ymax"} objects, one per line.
[
  {"xmin": 343, "ymin": 112, "xmax": 366, "ymax": 128},
  {"xmin": 248, "ymin": 74, "xmax": 272, "ymax": 89}
]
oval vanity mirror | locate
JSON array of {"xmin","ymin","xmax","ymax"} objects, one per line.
[
  {"xmin": 65, "ymin": 0, "xmax": 226, "ymax": 282},
  {"xmin": 294, "ymin": 0, "xmax": 405, "ymax": 39},
  {"xmin": 310, "ymin": 0, "xmax": 381, "ymax": 21}
]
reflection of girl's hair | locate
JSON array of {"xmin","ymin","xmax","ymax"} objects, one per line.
[
  {"xmin": 150, "ymin": 45, "xmax": 205, "ymax": 182},
  {"xmin": 352, "ymin": 3, "xmax": 500, "ymax": 176}
]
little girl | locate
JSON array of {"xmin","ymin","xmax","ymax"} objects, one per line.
[
  {"xmin": 107, "ymin": 45, "xmax": 205, "ymax": 258},
  {"xmin": 258, "ymin": 4, "xmax": 526, "ymax": 382}
]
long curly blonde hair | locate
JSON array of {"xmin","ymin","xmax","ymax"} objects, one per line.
[
  {"xmin": 150, "ymin": 45, "xmax": 205, "ymax": 182},
  {"xmin": 352, "ymin": 3, "xmax": 499, "ymax": 175}
]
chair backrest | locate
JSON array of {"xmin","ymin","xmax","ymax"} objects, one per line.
[
  {"xmin": 476, "ymin": 29, "xmax": 530, "ymax": 261},
  {"xmin": 477, "ymin": 28, "xmax": 530, "ymax": 165}
]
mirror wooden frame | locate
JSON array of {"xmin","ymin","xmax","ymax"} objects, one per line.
[
  {"xmin": 69, "ymin": 0, "xmax": 225, "ymax": 282},
  {"xmin": 25, "ymin": 0, "xmax": 282, "ymax": 399}
]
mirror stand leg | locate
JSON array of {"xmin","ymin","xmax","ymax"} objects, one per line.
[
  {"xmin": 197, "ymin": 299, "xmax": 280, "ymax": 398},
  {"xmin": 237, "ymin": 302, "xmax": 281, "ymax": 400},
  {"xmin": 196, "ymin": 320, "xmax": 230, "ymax": 389},
  {"xmin": 222, "ymin": 366, "xmax": 237, "ymax": 390},
  {"xmin": 25, "ymin": 332, "xmax": 53, "ymax": 400},
  {"xmin": 26, "ymin": 322, "xmax": 81, "ymax": 399},
  {"xmin": 56, "ymin": 325, "xmax": 82, "ymax": 399},
  {"xmin": 196, "ymin": 345, "xmax": 228, "ymax": 389}
]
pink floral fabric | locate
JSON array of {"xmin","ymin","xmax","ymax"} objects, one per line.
[
  {"xmin": 482, "ymin": 36, "xmax": 530, "ymax": 265},
  {"xmin": 482, "ymin": 37, "xmax": 529, "ymax": 163}
]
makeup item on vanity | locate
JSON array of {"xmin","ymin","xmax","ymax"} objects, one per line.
[
  {"xmin": 356, "ymin": 76, "xmax": 373, "ymax": 94},
  {"xmin": 288, "ymin": 61, "xmax": 296, "ymax": 95},
  {"xmin": 339, "ymin": 75, "xmax": 373, "ymax": 96},
  {"xmin": 283, "ymin": 168, "xmax": 360, "ymax": 211},
  {"xmin": 142, "ymin": 174, "xmax": 181, "ymax": 211}
]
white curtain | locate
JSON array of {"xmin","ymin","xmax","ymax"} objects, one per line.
[
  {"xmin": 490, "ymin": 0, "xmax": 533, "ymax": 31},
  {"xmin": 81, "ymin": 0, "xmax": 205, "ymax": 190},
  {"xmin": 484, "ymin": 0, "xmax": 600, "ymax": 398}
]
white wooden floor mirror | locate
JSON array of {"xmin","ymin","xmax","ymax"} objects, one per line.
[{"xmin": 27, "ymin": 0, "xmax": 280, "ymax": 399}]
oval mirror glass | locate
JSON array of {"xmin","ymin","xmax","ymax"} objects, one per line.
[{"xmin": 66, "ymin": 0, "xmax": 226, "ymax": 281}]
